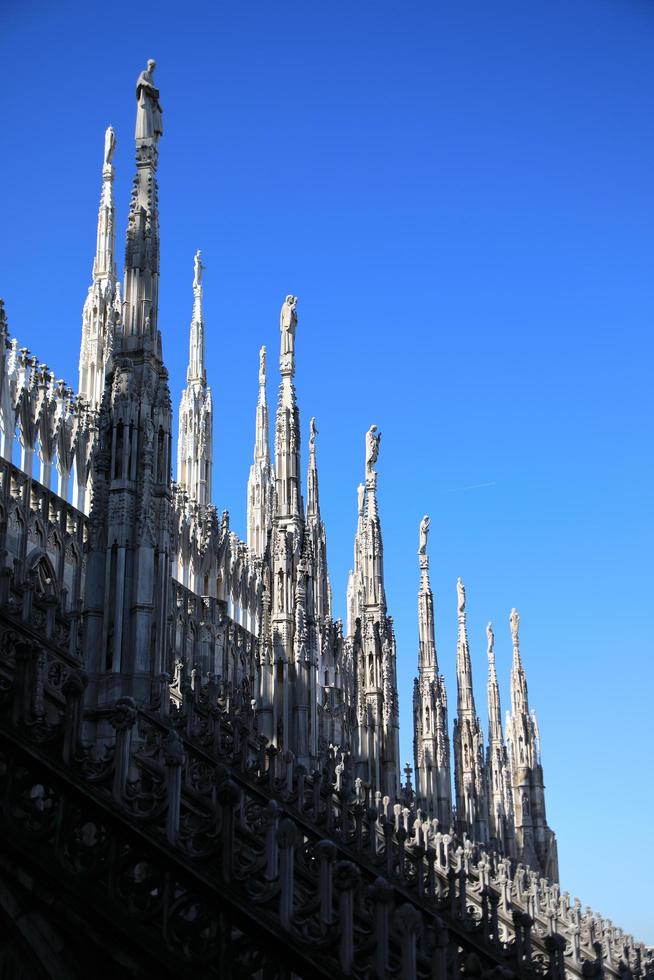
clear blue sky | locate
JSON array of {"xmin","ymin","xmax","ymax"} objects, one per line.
[{"xmin": 2, "ymin": 0, "xmax": 653, "ymax": 942}]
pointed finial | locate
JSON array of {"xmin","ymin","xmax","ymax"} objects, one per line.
[
  {"xmin": 193, "ymin": 250, "xmax": 203, "ymax": 290},
  {"xmin": 259, "ymin": 345, "xmax": 266, "ymax": 386},
  {"xmin": 509, "ymin": 607, "xmax": 520, "ymax": 647},
  {"xmin": 486, "ymin": 622, "xmax": 495, "ymax": 663},
  {"xmin": 456, "ymin": 577, "xmax": 466, "ymax": 615}
]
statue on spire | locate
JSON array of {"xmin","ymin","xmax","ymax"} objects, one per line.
[
  {"xmin": 456, "ymin": 576, "xmax": 466, "ymax": 615},
  {"xmin": 135, "ymin": 59, "xmax": 163, "ymax": 143},
  {"xmin": 280, "ymin": 295, "xmax": 298, "ymax": 356},
  {"xmin": 365, "ymin": 424, "xmax": 381, "ymax": 476},
  {"xmin": 309, "ymin": 416, "xmax": 318, "ymax": 451},
  {"xmin": 103, "ymin": 126, "xmax": 116, "ymax": 168},
  {"xmin": 193, "ymin": 250, "xmax": 203, "ymax": 289},
  {"xmin": 259, "ymin": 345, "xmax": 266, "ymax": 385},
  {"xmin": 509, "ymin": 607, "xmax": 520, "ymax": 646},
  {"xmin": 418, "ymin": 515, "xmax": 430, "ymax": 555},
  {"xmin": 486, "ymin": 621, "xmax": 495, "ymax": 659}
]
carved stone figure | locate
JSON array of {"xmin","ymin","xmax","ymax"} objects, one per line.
[
  {"xmin": 309, "ymin": 416, "xmax": 318, "ymax": 451},
  {"xmin": 418, "ymin": 515, "xmax": 430, "ymax": 555},
  {"xmin": 193, "ymin": 250, "xmax": 203, "ymax": 289},
  {"xmin": 103, "ymin": 126, "xmax": 116, "ymax": 168},
  {"xmin": 258, "ymin": 345, "xmax": 266, "ymax": 385},
  {"xmin": 365, "ymin": 424, "xmax": 381, "ymax": 475},
  {"xmin": 510, "ymin": 607, "xmax": 520, "ymax": 645},
  {"xmin": 280, "ymin": 295, "xmax": 298, "ymax": 356},
  {"xmin": 457, "ymin": 576, "xmax": 466, "ymax": 615},
  {"xmin": 135, "ymin": 59, "xmax": 163, "ymax": 143},
  {"xmin": 486, "ymin": 621, "xmax": 494, "ymax": 655}
]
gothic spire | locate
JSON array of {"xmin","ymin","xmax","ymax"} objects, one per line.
[
  {"xmin": 306, "ymin": 417, "xmax": 320, "ymax": 520},
  {"xmin": 486, "ymin": 622, "xmax": 515, "ymax": 854},
  {"xmin": 79, "ymin": 126, "xmax": 118, "ymax": 410},
  {"xmin": 350, "ymin": 425, "xmax": 399, "ymax": 798},
  {"xmin": 274, "ymin": 295, "xmax": 303, "ymax": 520},
  {"xmin": 122, "ymin": 59, "xmax": 163, "ymax": 347},
  {"xmin": 413, "ymin": 516, "xmax": 451, "ymax": 826},
  {"xmin": 455, "ymin": 577, "xmax": 476, "ymax": 717},
  {"xmin": 509, "ymin": 607, "xmax": 530, "ymax": 719},
  {"xmin": 177, "ymin": 251, "xmax": 213, "ymax": 505},
  {"xmin": 417, "ymin": 516, "xmax": 436, "ymax": 673},
  {"xmin": 452, "ymin": 577, "xmax": 489, "ymax": 841},
  {"xmin": 505, "ymin": 607, "xmax": 559, "ymax": 880},
  {"xmin": 486, "ymin": 622, "xmax": 502, "ymax": 744},
  {"xmin": 247, "ymin": 345, "xmax": 273, "ymax": 557},
  {"xmin": 187, "ymin": 250, "xmax": 206, "ymax": 383},
  {"xmin": 305, "ymin": 417, "xmax": 331, "ymax": 619}
]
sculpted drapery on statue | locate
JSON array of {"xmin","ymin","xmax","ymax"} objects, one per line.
[
  {"xmin": 365, "ymin": 424, "xmax": 381, "ymax": 476},
  {"xmin": 309, "ymin": 416, "xmax": 318, "ymax": 451},
  {"xmin": 135, "ymin": 59, "xmax": 164, "ymax": 143},
  {"xmin": 456, "ymin": 576, "xmax": 466, "ymax": 615},
  {"xmin": 280, "ymin": 295, "xmax": 298, "ymax": 357},
  {"xmin": 193, "ymin": 250, "xmax": 203, "ymax": 289},
  {"xmin": 418, "ymin": 515, "xmax": 430, "ymax": 555},
  {"xmin": 103, "ymin": 126, "xmax": 116, "ymax": 168},
  {"xmin": 510, "ymin": 607, "xmax": 520, "ymax": 645},
  {"xmin": 259, "ymin": 345, "xmax": 266, "ymax": 385},
  {"xmin": 486, "ymin": 621, "xmax": 495, "ymax": 657}
]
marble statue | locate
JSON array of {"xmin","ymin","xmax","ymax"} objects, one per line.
[
  {"xmin": 309, "ymin": 417, "xmax": 318, "ymax": 451},
  {"xmin": 259, "ymin": 346, "xmax": 266, "ymax": 385},
  {"xmin": 280, "ymin": 295, "xmax": 298, "ymax": 356},
  {"xmin": 486, "ymin": 621, "xmax": 494, "ymax": 656},
  {"xmin": 193, "ymin": 250, "xmax": 203, "ymax": 289},
  {"xmin": 418, "ymin": 515, "xmax": 430, "ymax": 555},
  {"xmin": 457, "ymin": 576, "xmax": 466, "ymax": 614},
  {"xmin": 365, "ymin": 425, "xmax": 381, "ymax": 475},
  {"xmin": 103, "ymin": 126, "xmax": 116, "ymax": 168},
  {"xmin": 510, "ymin": 607, "xmax": 520, "ymax": 645},
  {"xmin": 135, "ymin": 59, "xmax": 163, "ymax": 142}
]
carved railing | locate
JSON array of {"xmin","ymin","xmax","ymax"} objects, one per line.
[{"xmin": 0, "ymin": 620, "xmax": 650, "ymax": 980}]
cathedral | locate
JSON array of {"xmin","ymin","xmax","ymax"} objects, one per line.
[{"xmin": 0, "ymin": 62, "xmax": 649, "ymax": 979}]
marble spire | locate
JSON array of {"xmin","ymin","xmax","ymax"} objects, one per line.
[
  {"xmin": 505, "ymin": 608, "xmax": 559, "ymax": 880},
  {"xmin": 485, "ymin": 622, "xmax": 515, "ymax": 854},
  {"xmin": 247, "ymin": 345, "xmax": 273, "ymax": 557},
  {"xmin": 350, "ymin": 425, "xmax": 400, "ymax": 798},
  {"xmin": 274, "ymin": 295, "xmax": 302, "ymax": 520},
  {"xmin": 177, "ymin": 250, "xmax": 213, "ymax": 506},
  {"xmin": 452, "ymin": 578, "xmax": 489, "ymax": 841},
  {"xmin": 412, "ymin": 516, "xmax": 451, "ymax": 826},
  {"xmin": 79, "ymin": 126, "xmax": 119, "ymax": 412},
  {"xmin": 122, "ymin": 59, "xmax": 163, "ymax": 346},
  {"xmin": 305, "ymin": 417, "xmax": 331, "ymax": 620},
  {"xmin": 84, "ymin": 61, "xmax": 173, "ymax": 709}
]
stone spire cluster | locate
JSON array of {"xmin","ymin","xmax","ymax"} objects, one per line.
[
  {"xmin": 65, "ymin": 60, "xmax": 560, "ymax": 876},
  {"xmin": 411, "ymin": 562, "xmax": 557, "ymax": 878},
  {"xmin": 8, "ymin": 62, "xmax": 654, "ymax": 967}
]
